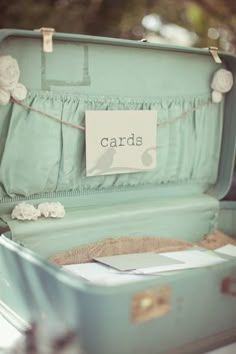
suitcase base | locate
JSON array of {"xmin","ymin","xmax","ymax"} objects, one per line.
[{"xmin": 164, "ymin": 328, "xmax": 236, "ymax": 354}]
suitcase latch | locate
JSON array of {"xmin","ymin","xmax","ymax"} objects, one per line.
[
  {"xmin": 132, "ymin": 286, "xmax": 171, "ymax": 323},
  {"xmin": 221, "ymin": 277, "xmax": 236, "ymax": 297},
  {"xmin": 209, "ymin": 46, "xmax": 222, "ymax": 64},
  {"xmin": 34, "ymin": 27, "xmax": 55, "ymax": 53}
]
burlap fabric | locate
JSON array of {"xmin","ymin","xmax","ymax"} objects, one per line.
[
  {"xmin": 49, "ymin": 230, "xmax": 236, "ymax": 266},
  {"xmin": 198, "ymin": 230, "xmax": 236, "ymax": 249}
]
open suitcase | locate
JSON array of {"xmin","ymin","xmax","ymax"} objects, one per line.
[{"xmin": 0, "ymin": 28, "xmax": 236, "ymax": 354}]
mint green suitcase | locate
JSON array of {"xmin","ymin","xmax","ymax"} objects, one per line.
[{"xmin": 0, "ymin": 29, "xmax": 236, "ymax": 354}]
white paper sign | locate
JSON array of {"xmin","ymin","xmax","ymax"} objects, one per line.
[
  {"xmin": 63, "ymin": 263, "xmax": 153, "ymax": 285},
  {"xmin": 85, "ymin": 110, "xmax": 157, "ymax": 176},
  {"xmin": 134, "ymin": 250, "xmax": 226, "ymax": 274},
  {"xmin": 215, "ymin": 244, "xmax": 236, "ymax": 257}
]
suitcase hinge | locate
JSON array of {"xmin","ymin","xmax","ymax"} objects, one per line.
[
  {"xmin": 209, "ymin": 46, "xmax": 222, "ymax": 64},
  {"xmin": 34, "ymin": 27, "xmax": 55, "ymax": 53}
]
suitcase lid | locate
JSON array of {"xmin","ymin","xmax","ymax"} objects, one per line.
[{"xmin": 0, "ymin": 29, "xmax": 236, "ymax": 214}]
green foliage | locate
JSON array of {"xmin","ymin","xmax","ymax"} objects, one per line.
[{"xmin": 0, "ymin": 0, "xmax": 235, "ymax": 51}]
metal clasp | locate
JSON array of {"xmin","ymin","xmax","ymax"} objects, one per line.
[
  {"xmin": 209, "ymin": 46, "xmax": 222, "ymax": 64},
  {"xmin": 221, "ymin": 277, "xmax": 236, "ymax": 297},
  {"xmin": 34, "ymin": 27, "xmax": 55, "ymax": 53},
  {"xmin": 132, "ymin": 286, "xmax": 171, "ymax": 323}
]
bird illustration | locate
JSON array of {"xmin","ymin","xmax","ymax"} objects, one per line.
[
  {"xmin": 141, "ymin": 146, "xmax": 156, "ymax": 166},
  {"xmin": 88, "ymin": 147, "xmax": 116, "ymax": 174}
]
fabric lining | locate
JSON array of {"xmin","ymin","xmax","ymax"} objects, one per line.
[{"xmin": 0, "ymin": 91, "xmax": 223, "ymax": 200}]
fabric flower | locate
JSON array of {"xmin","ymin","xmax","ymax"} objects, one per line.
[
  {"xmin": 0, "ymin": 88, "xmax": 10, "ymax": 105},
  {"xmin": 212, "ymin": 91, "xmax": 223, "ymax": 103},
  {"xmin": 0, "ymin": 55, "xmax": 27, "ymax": 105},
  {"xmin": 38, "ymin": 202, "xmax": 65, "ymax": 218},
  {"xmin": 0, "ymin": 55, "xmax": 20, "ymax": 90},
  {"xmin": 211, "ymin": 68, "xmax": 233, "ymax": 103},
  {"xmin": 11, "ymin": 203, "xmax": 41, "ymax": 221},
  {"xmin": 11, "ymin": 82, "xmax": 27, "ymax": 100}
]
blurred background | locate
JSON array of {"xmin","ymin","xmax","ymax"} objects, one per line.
[{"xmin": 1, "ymin": 0, "xmax": 236, "ymax": 52}]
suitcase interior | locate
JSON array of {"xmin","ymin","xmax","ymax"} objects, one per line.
[{"xmin": 0, "ymin": 30, "xmax": 236, "ymax": 354}]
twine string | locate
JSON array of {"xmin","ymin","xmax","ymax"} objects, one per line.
[
  {"xmin": 156, "ymin": 99, "xmax": 211, "ymax": 126},
  {"xmin": 11, "ymin": 97, "xmax": 212, "ymax": 131},
  {"xmin": 11, "ymin": 98, "xmax": 86, "ymax": 131}
]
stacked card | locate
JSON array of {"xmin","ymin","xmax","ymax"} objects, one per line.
[{"xmin": 63, "ymin": 244, "xmax": 236, "ymax": 285}]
